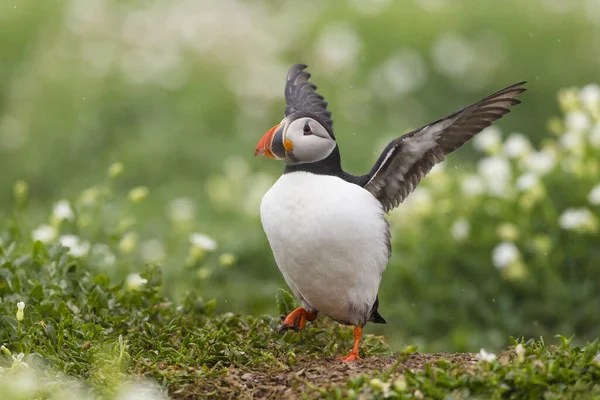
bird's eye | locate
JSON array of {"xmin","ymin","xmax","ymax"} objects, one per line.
[{"xmin": 303, "ymin": 121, "xmax": 312, "ymax": 135}]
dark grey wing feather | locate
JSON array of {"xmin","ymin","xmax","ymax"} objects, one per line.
[
  {"xmin": 284, "ymin": 64, "xmax": 333, "ymax": 130},
  {"xmin": 364, "ymin": 82, "xmax": 527, "ymax": 212}
]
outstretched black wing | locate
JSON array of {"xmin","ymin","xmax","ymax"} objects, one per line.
[
  {"xmin": 363, "ymin": 82, "xmax": 527, "ymax": 212},
  {"xmin": 284, "ymin": 64, "xmax": 333, "ymax": 131}
]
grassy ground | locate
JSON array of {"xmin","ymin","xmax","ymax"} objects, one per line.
[{"xmin": 1, "ymin": 245, "xmax": 599, "ymax": 399}]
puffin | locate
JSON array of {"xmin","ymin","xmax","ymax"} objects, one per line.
[{"xmin": 255, "ymin": 64, "xmax": 526, "ymax": 362}]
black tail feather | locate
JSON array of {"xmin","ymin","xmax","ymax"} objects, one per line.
[{"xmin": 369, "ymin": 296, "xmax": 387, "ymax": 324}]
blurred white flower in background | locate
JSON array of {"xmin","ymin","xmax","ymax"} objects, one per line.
[
  {"xmin": 128, "ymin": 186, "xmax": 149, "ymax": 203},
  {"xmin": 141, "ymin": 239, "xmax": 166, "ymax": 263},
  {"xmin": 579, "ymin": 83, "xmax": 600, "ymax": 114},
  {"xmin": 52, "ymin": 199, "xmax": 75, "ymax": 221},
  {"xmin": 477, "ymin": 156, "xmax": 512, "ymax": 197},
  {"xmin": 450, "ymin": 218, "xmax": 470, "ymax": 241},
  {"xmin": 473, "ymin": 126, "xmax": 502, "ymax": 154},
  {"xmin": 565, "ymin": 110, "xmax": 591, "ymax": 132},
  {"xmin": 119, "ymin": 232, "xmax": 138, "ymax": 254},
  {"xmin": 522, "ymin": 150, "xmax": 556, "ymax": 175},
  {"xmin": 405, "ymin": 187, "xmax": 433, "ymax": 215},
  {"xmin": 588, "ymin": 184, "xmax": 600, "ymax": 205},
  {"xmin": 461, "ymin": 174, "xmax": 485, "ymax": 196},
  {"xmin": 31, "ymin": 224, "xmax": 56, "ymax": 243},
  {"xmin": 189, "ymin": 233, "xmax": 217, "ymax": 251},
  {"xmin": 492, "ymin": 242, "xmax": 519, "ymax": 270},
  {"xmin": 167, "ymin": 197, "xmax": 196, "ymax": 223},
  {"xmin": 560, "ymin": 129, "xmax": 585, "ymax": 152},
  {"xmin": 218, "ymin": 253, "xmax": 236, "ymax": 266},
  {"xmin": 59, "ymin": 235, "xmax": 90, "ymax": 258},
  {"xmin": 315, "ymin": 23, "xmax": 362, "ymax": 73},
  {"xmin": 370, "ymin": 50, "xmax": 428, "ymax": 98},
  {"xmin": 477, "ymin": 348, "xmax": 497, "ymax": 362},
  {"xmin": 496, "ymin": 223, "xmax": 519, "ymax": 241},
  {"xmin": 91, "ymin": 243, "xmax": 116, "ymax": 267},
  {"xmin": 516, "ymin": 173, "xmax": 539, "ymax": 191},
  {"xmin": 559, "ymin": 207, "xmax": 598, "ymax": 232},
  {"xmin": 558, "ymin": 87, "xmax": 580, "ymax": 112},
  {"xmin": 503, "ymin": 133, "xmax": 532, "ymax": 159},
  {"xmin": 126, "ymin": 273, "xmax": 148, "ymax": 291},
  {"xmin": 432, "ymin": 32, "xmax": 475, "ymax": 78}
]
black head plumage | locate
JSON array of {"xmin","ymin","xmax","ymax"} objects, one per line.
[{"xmin": 284, "ymin": 64, "xmax": 334, "ymax": 137}]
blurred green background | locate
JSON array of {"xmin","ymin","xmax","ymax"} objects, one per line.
[{"xmin": 2, "ymin": 0, "xmax": 600, "ymax": 352}]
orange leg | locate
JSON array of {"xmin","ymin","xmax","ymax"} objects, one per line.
[
  {"xmin": 336, "ymin": 326, "xmax": 363, "ymax": 362},
  {"xmin": 278, "ymin": 307, "xmax": 318, "ymax": 333}
]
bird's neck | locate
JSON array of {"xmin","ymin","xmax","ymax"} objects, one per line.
[{"xmin": 283, "ymin": 146, "xmax": 344, "ymax": 177}]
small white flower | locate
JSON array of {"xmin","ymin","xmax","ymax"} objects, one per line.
[
  {"xmin": 126, "ymin": 273, "xmax": 148, "ymax": 291},
  {"xmin": 516, "ymin": 173, "xmax": 539, "ymax": 191},
  {"xmin": 11, "ymin": 353, "xmax": 29, "ymax": 369},
  {"xmin": 451, "ymin": 218, "xmax": 470, "ymax": 241},
  {"xmin": 492, "ymin": 242, "xmax": 520, "ymax": 270},
  {"xmin": 473, "ymin": 126, "xmax": 502, "ymax": 154},
  {"xmin": 565, "ymin": 110, "xmax": 591, "ymax": 132},
  {"xmin": 523, "ymin": 150, "xmax": 556, "ymax": 175},
  {"xmin": 16, "ymin": 301, "xmax": 25, "ymax": 322},
  {"xmin": 580, "ymin": 83, "xmax": 600, "ymax": 113},
  {"xmin": 559, "ymin": 208, "xmax": 597, "ymax": 231},
  {"xmin": 141, "ymin": 239, "xmax": 166, "ymax": 263},
  {"xmin": 461, "ymin": 174, "xmax": 485, "ymax": 196},
  {"xmin": 59, "ymin": 235, "xmax": 90, "ymax": 258},
  {"xmin": 31, "ymin": 224, "xmax": 56, "ymax": 243},
  {"xmin": 588, "ymin": 184, "xmax": 600, "ymax": 205},
  {"xmin": 189, "ymin": 233, "xmax": 217, "ymax": 251},
  {"xmin": 478, "ymin": 348, "xmax": 497, "ymax": 362},
  {"xmin": 166, "ymin": 197, "xmax": 196, "ymax": 223},
  {"xmin": 52, "ymin": 199, "xmax": 75, "ymax": 221},
  {"xmin": 503, "ymin": 133, "xmax": 532, "ymax": 159},
  {"xmin": 515, "ymin": 343, "xmax": 525, "ymax": 362}
]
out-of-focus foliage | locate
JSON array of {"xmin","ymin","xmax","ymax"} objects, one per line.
[{"xmin": 1, "ymin": 0, "xmax": 600, "ymax": 353}]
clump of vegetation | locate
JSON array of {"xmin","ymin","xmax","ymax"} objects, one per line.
[{"xmin": 1, "ymin": 162, "xmax": 599, "ymax": 398}]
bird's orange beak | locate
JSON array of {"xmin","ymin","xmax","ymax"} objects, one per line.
[{"xmin": 255, "ymin": 123, "xmax": 286, "ymax": 159}]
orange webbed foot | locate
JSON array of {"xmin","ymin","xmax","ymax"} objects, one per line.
[
  {"xmin": 278, "ymin": 308, "xmax": 318, "ymax": 334},
  {"xmin": 336, "ymin": 351, "xmax": 362, "ymax": 362},
  {"xmin": 336, "ymin": 325, "xmax": 363, "ymax": 362}
]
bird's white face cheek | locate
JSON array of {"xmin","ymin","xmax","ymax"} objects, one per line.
[
  {"xmin": 284, "ymin": 117, "xmax": 336, "ymax": 164},
  {"xmin": 288, "ymin": 135, "xmax": 336, "ymax": 164}
]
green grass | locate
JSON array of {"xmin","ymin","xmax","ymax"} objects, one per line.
[{"xmin": 0, "ymin": 242, "xmax": 598, "ymax": 398}]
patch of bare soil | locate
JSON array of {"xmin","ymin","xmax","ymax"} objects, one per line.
[{"xmin": 180, "ymin": 352, "xmax": 478, "ymax": 399}]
